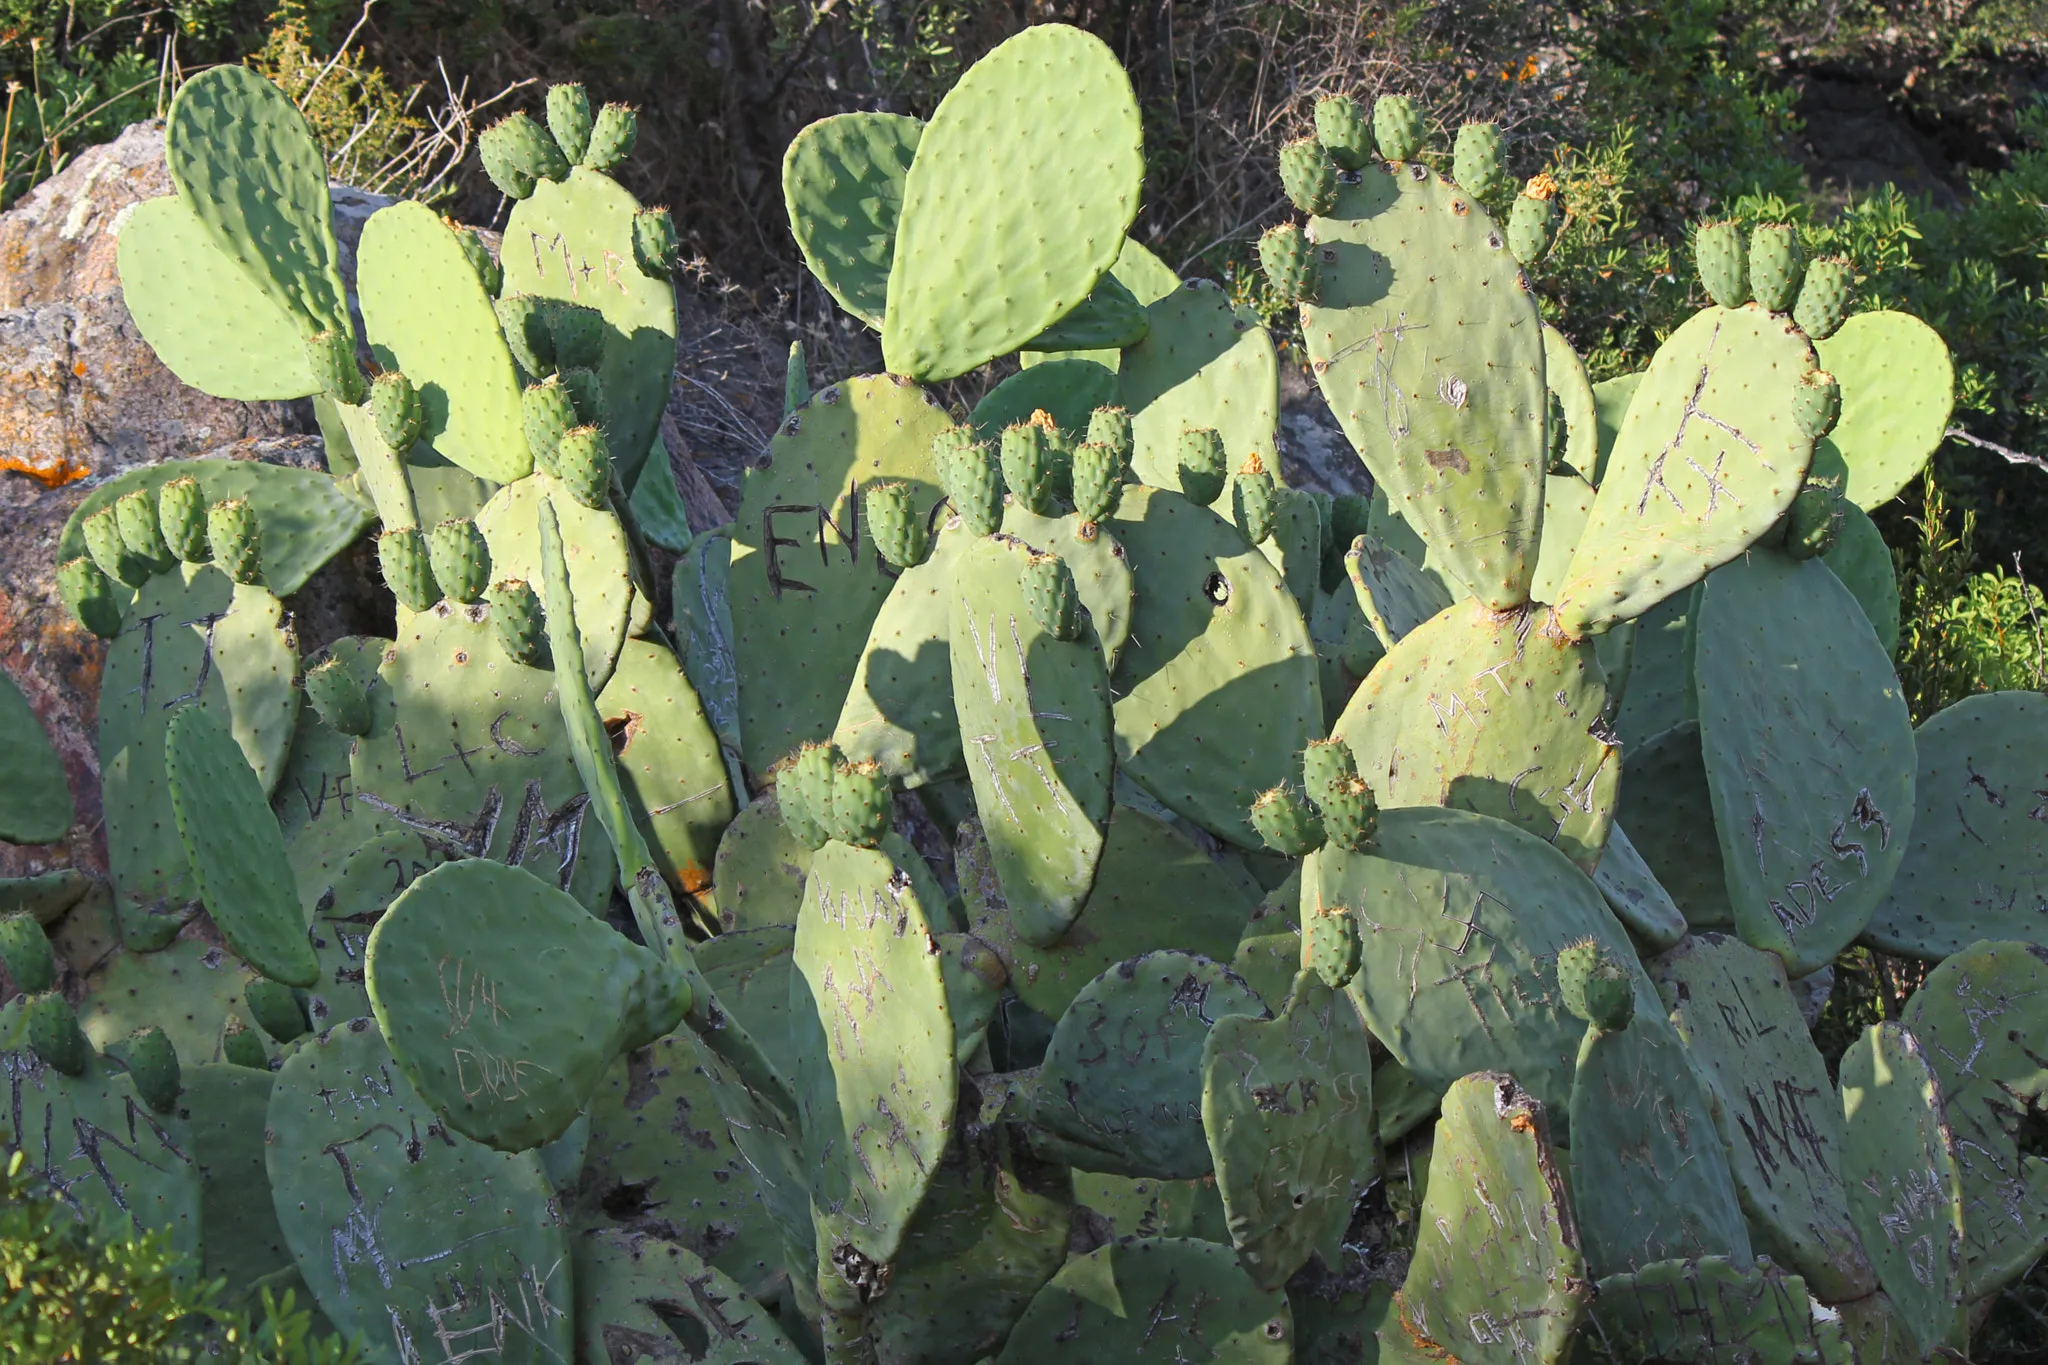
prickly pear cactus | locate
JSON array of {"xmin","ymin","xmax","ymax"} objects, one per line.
[
  {"xmin": 573, "ymin": 1227, "xmax": 806, "ymax": 1363},
  {"xmin": 0, "ymin": 667, "xmax": 71, "ymax": 844},
  {"xmin": 597, "ymin": 639, "xmax": 735, "ymax": 895},
  {"xmin": 783, "ymin": 112, "xmax": 923, "ymax": 328},
  {"xmin": 1118, "ymin": 280, "xmax": 1280, "ymax": 493},
  {"xmin": 1812, "ymin": 310, "xmax": 1955, "ymax": 510},
  {"xmin": 996, "ymin": 1237, "xmax": 1292, "ymax": 1363}
]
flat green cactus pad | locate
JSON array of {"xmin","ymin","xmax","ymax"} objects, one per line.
[
  {"xmin": 1383, "ymin": 1072, "xmax": 1588, "ymax": 1365},
  {"xmin": 1865, "ymin": 693, "xmax": 2048, "ymax": 960},
  {"xmin": 272, "ymin": 637, "xmax": 399, "ymax": 913},
  {"xmin": 673, "ymin": 527, "xmax": 743, "ymax": 765},
  {"xmin": 1839, "ymin": 1021, "xmax": 1964, "ymax": 1356},
  {"xmin": 1555, "ymin": 306, "xmax": 1818, "ymax": 637},
  {"xmin": 78, "ymin": 936, "xmax": 253, "ymax": 1064},
  {"xmin": 0, "ymin": 667, "xmax": 70, "ymax": 844},
  {"xmin": 996, "ymin": 1236, "xmax": 1292, "ymax": 1363},
  {"xmin": 1202, "ymin": 971, "xmax": 1376, "ymax": 1289},
  {"xmin": 1589, "ymin": 821, "xmax": 1689, "ymax": 950},
  {"xmin": 1695, "ymin": 550, "xmax": 1915, "ymax": 975},
  {"xmin": 1108, "ymin": 485, "xmax": 1320, "ymax": 846},
  {"xmin": 1545, "ymin": 323, "xmax": 1600, "ymax": 477},
  {"xmin": 1028, "ymin": 950, "xmax": 1267, "ymax": 1179},
  {"xmin": 1823, "ymin": 500, "xmax": 1900, "ymax": 656},
  {"xmin": 1003, "ymin": 506, "xmax": 1135, "ymax": 669},
  {"xmin": 1118, "ymin": 280, "xmax": 1280, "ymax": 496},
  {"xmin": 1650, "ymin": 933, "xmax": 1876, "ymax": 1303},
  {"xmin": 1530, "ymin": 471, "xmax": 1596, "ymax": 604},
  {"xmin": 1346, "ymin": 534, "xmax": 1453, "ymax": 648},
  {"xmin": 711, "ymin": 791, "xmax": 812, "ymax": 932},
  {"xmin": 834, "ymin": 525, "xmax": 962, "ymax": 784},
  {"xmin": 1071, "ymin": 1170, "xmax": 1230, "ymax": 1242},
  {"xmin": 782, "ymin": 112, "xmax": 923, "ymax": 328},
  {"xmin": 1589, "ymin": 372, "xmax": 1641, "ymax": 486},
  {"xmin": 573, "ymin": 1227, "xmax": 804, "ymax": 1363},
  {"xmin": 500, "ymin": 168, "xmax": 679, "ymax": 484},
  {"xmin": 475, "ymin": 473, "xmax": 637, "ymax": 692},
  {"xmin": 301, "ymin": 831, "xmax": 443, "ymax": 1029},
  {"xmin": 790, "ymin": 840, "xmax": 955, "ymax": 1264},
  {"xmin": 598, "ymin": 638, "xmax": 735, "ymax": 896},
  {"xmin": 358, "ymin": 201, "xmax": 532, "ymax": 483},
  {"xmin": 731, "ymin": 374, "xmax": 953, "ymax": 773},
  {"xmin": 883, "ymin": 25, "xmax": 1142, "ymax": 380},
  {"xmin": 367, "ymin": 857, "xmax": 687, "ymax": 1151},
  {"xmin": 1331, "ymin": 599, "xmax": 1618, "ymax": 870},
  {"xmin": 1616, "ymin": 720, "xmax": 1731, "ymax": 928},
  {"xmin": 1303, "ymin": 166, "xmax": 1546, "ymax": 609},
  {"xmin": 699, "ymin": 925, "xmax": 803, "ymax": 1083},
  {"xmin": 1307, "ymin": 807, "xmax": 1651, "ymax": 1127},
  {"xmin": 1610, "ymin": 589, "xmax": 1693, "ymax": 746},
  {"xmin": 1583, "ymin": 1256, "xmax": 1851, "ymax": 1364},
  {"xmin": 267, "ymin": 1018, "xmax": 571, "ymax": 1361},
  {"xmin": 1813, "ymin": 310, "xmax": 1954, "ymax": 510},
  {"xmin": 1899, "ymin": 940, "xmax": 2048, "ymax": 1301},
  {"xmin": 972, "ymin": 356, "xmax": 1120, "ymax": 438},
  {"xmin": 182, "ymin": 1063, "xmax": 294, "ymax": 1292},
  {"xmin": 950, "ymin": 535, "xmax": 1114, "ymax": 947}
]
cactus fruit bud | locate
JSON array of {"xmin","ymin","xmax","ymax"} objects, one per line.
[
  {"xmin": 121, "ymin": 1026, "xmax": 180, "ymax": 1112},
  {"xmin": 115, "ymin": 489, "xmax": 172, "ymax": 576},
  {"xmin": 1250, "ymin": 786, "xmax": 1325, "ymax": 857},
  {"xmin": 1307, "ymin": 906, "xmax": 1362, "ymax": 989},
  {"xmin": 498, "ymin": 294, "xmax": 554, "ymax": 376},
  {"xmin": 1319, "ymin": 775, "xmax": 1379, "ymax": 852},
  {"xmin": 59, "ymin": 557, "xmax": 123, "ymax": 638},
  {"xmin": 1373, "ymin": 94, "xmax": 1425, "ymax": 163},
  {"xmin": 1030, "ymin": 409, "xmax": 1077, "ymax": 504},
  {"xmin": 490, "ymin": 579, "xmax": 548, "ymax": 667},
  {"xmin": 1314, "ymin": 95, "xmax": 1372, "ymax": 170},
  {"xmin": 1176, "ymin": 427, "xmax": 1228, "ymax": 506},
  {"xmin": 1693, "ymin": 220, "xmax": 1749, "ymax": 309},
  {"xmin": 633, "ymin": 207, "xmax": 680, "ymax": 278},
  {"xmin": 26, "ymin": 991, "xmax": 88, "ymax": 1075},
  {"xmin": 303, "ymin": 655, "xmax": 372, "ymax": 737},
  {"xmin": 1258, "ymin": 222, "xmax": 1318, "ymax": 305},
  {"xmin": 548, "ymin": 303, "xmax": 606, "ymax": 372},
  {"xmin": 158, "ymin": 477, "xmax": 208, "ymax": 562},
  {"xmin": 427, "ymin": 518, "xmax": 491, "ymax": 604},
  {"xmin": 220, "ymin": 1012, "xmax": 267, "ymax": 1069},
  {"xmin": 84, "ymin": 506, "xmax": 144, "ymax": 586},
  {"xmin": 1791, "ymin": 369, "xmax": 1842, "ymax": 443},
  {"xmin": 207, "ymin": 499, "xmax": 263, "ymax": 585},
  {"xmin": 1071, "ymin": 441, "xmax": 1126, "ymax": 526},
  {"xmin": 373, "ymin": 371, "xmax": 426, "ymax": 453},
  {"xmin": 583, "ymin": 102, "xmax": 639, "ymax": 171},
  {"xmin": 1783, "ymin": 484, "xmax": 1843, "ymax": 561},
  {"xmin": 452, "ymin": 225, "xmax": 501, "ymax": 297},
  {"xmin": 779, "ymin": 741, "xmax": 841, "ymax": 852},
  {"xmin": 864, "ymin": 482, "xmax": 931, "ymax": 571},
  {"xmin": 1508, "ymin": 179, "xmax": 1561, "ymax": 265},
  {"xmin": 379, "ymin": 527, "xmax": 440, "ymax": 612},
  {"xmin": 1304, "ymin": 736, "xmax": 1361, "ymax": 810},
  {"xmin": 830, "ymin": 759, "xmax": 892, "ymax": 848},
  {"xmin": 785, "ymin": 340, "xmax": 810, "ymax": 417},
  {"xmin": 305, "ymin": 328, "xmax": 365, "ymax": 404},
  {"xmin": 1279, "ymin": 137, "xmax": 1339, "ymax": 217},
  {"xmin": 554, "ymin": 425, "xmax": 613, "ymax": 509},
  {"xmin": 245, "ymin": 978, "xmax": 309, "ymax": 1043},
  {"xmin": 1085, "ymin": 406, "xmax": 1134, "ymax": 469},
  {"xmin": 546, "ymin": 82, "xmax": 594, "ymax": 164},
  {"xmin": 1452, "ymin": 121, "xmax": 1506, "ymax": 200},
  {"xmin": 0, "ymin": 913, "xmax": 54, "ymax": 993},
  {"xmin": 944, "ymin": 438, "xmax": 1004, "ymax": 537},
  {"xmin": 480, "ymin": 112, "xmax": 568, "ymax": 199},
  {"xmin": 1794, "ymin": 257, "xmax": 1853, "ymax": 340},
  {"xmin": 522, "ymin": 378, "xmax": 576, "ymax": 472},
  {"xmin": 1232, "ymin": 455, "xmax": 1280, "ymax": 544},
  {"xmin": 1748, "ymin": 223, "xmax": 1803, "ymax": 313},
  {"xmin": 1557, "ymin": 937, "xmax": 1634, "ymax": 1031},
  {"xmin": 1001, "ymin": 421, "xmax": 1059, "ymax": 515},
  {"xmin": 930, "ymin": 424, "xmax": 976, "ymax": 482},
  {"xmin": 1023, "ymin": 551, "xmax": 1083, "ymax": 641},
  {"xmin": 559, "ymin": 367, "xmax": 605, "ymax": 426}
]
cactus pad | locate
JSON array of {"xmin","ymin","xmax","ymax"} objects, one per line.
[
  {"xmin": 833, "ymin": 528, "xmax": 962, "ymax": 785},
  {"xmin": 1589, "ymin": 821, "xmax": 1689, "ymax": 949},
  {"xmin": 1812, "ymin": 310, "xmax": 1956, "ymax": 510},
  {"xmin": 0, "ymin": 668, "xmax": 70, "ymax": 844},
  {"xmin": 1119, "ymin": 280, "xmax": 1280, "ymax": 497},
  {"xmin": 1345, "ymin": 534, "xmax": 1454, "ymax": 648},
  {"xmin": 783, "ymin": 112, "xmax": 923, "ymax": 327},
  {"xmin": 474, "ymin": 471, "xmax": 637, "ymax": 690},
  {"xmin": 573, "ymin": 1227, "xmax": 804, "ymax": 1363},
  {"xmin": 597, "ymin": 639, "xmax": 734, "ymax": 896},
  {"xmin": 996, "ymin": 1237, "xmax": 1291, "ymax": 1363}
]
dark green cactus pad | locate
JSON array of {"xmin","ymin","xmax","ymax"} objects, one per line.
[
  {"xmin": 1330, "ymin": 599, "xmax": 1618, "ymax": 870},
  {"xmin": 1303, "ymin": 163, "xmax": 1546, "ymax": 608},
  {"xmin": 77, "ymin": 936, "xmax": 256, "ymax": 1064},
  {"xmin": 180, "ymin": 1062, "xmax": 294, "ymax": 1292},
  {"xmin": 358, "ymin": 202, "xmax": 533, "ymax": 483},
  {"xmin": 1118, "ymin": 280, "xmax": 1280, "ymax": 497},
  {"xmin": 883, "ymin": 25, "xmax": 1142, "ymax": 380},
  {"xmin": 266, "ymin": 1018, "xmax": 571, "ymax": 1360},
  {"xmin": 475, "ymin": 473, "xmax": 638, "ymax": 691},
  {"xmin": 1003, "ymin": 505, "xmax": 1134, "ymax": 668},
  {"xmin": 367, "ymin": 858, "xmax": 687, "ymax": 1151},
  {"xmin": 1307, "ymin": 574, "xmax": 1383, "ymax": 728},
  {"xmin": 1618, "ymin": 721, "xmax": 1734, "ymax": 928},
  {"xmin": 1839, "ymin": 1021, "xmax": 1963, "ymax": 1355},
  {"xmin": 711, "ymin": 790, "xmax": 813, "ymax": 932},
  {"xmin": 164, "ymin": 705, "xmax": 317, "ymax": 987},
  {"xmin": 1027, "ymin": 950, "xmax": 1266, "ymax": 1179},
  {"xmin": 271, "ymin": 636, "xmax": 398, "ymax": 907},
  {"xmin": 1202, "ymin": 970, "xmax": 1376, "ymax": 1288},
  {"xmin": 500, "ymin": 168, "xmax": 679, "ymax": 485},
  {"xmin": 1590, "ymin": 821, "xmax": 1689, "ymax": 949},
  {"xmin": 782, "ymin": 112, "xmax": 922, "ymax": 327},
  {"xmin": 1812, "ymin": 310, "xmax": 1954, "ymax": 511},
  {"xmin": 1072, "ymin": 1171, "xmax": 1231, "ymax": 1246},
  {"xmin": 1821, "ymin": 499, "xmax": 1900, "ymax": 656},
  {"xmin": 597, "ymin": 639, "xmax": 735, "ymax": 897},
  {"xmin": 1582, "ymin": 1257, "xmax": 1853, "ymax": 1364},
  {"xmin": 1694, "ymin": 549, "xmax": 1914, "ymax": 976},
  {"xmin": 1611, "ymin": 589, "xmax": 1693, "ymax": 746},
  {"xmin": 1308, "ymin": 807, "xmax": 1652, "ymax": 1125},
  {"xmin": 950, "ymin": 534, "xmax": 1114, "ymax": 947},
  {"xmin": 1651, "ymin": 933, "xmax": 1877, "ymax": 1302},
  {"xmin": 672, "ymin": 526, "xmax": 744, "ymax": 765},
  {"xmin": 833, "ymin": 525, "xmax": 962, "ymax": 784},
  {"xmin": 790, "ymin": 840, "xmax": 955, "ymax": 1263},
  {"xmin": 1866, "ymin": 693, "xmax": 2048, "ymax": 960},
  {"xmin": 1108, "ymin": 485, "xmax": 1319, "ymax": 847},
  {"xmin": 1899, "ymin": 940, "xmax": 2048, "ymax": 1302},
  {"xmin": 731, "ymin": 374, "xmax": 953, "ymax": 773},
  {"xmin": 573, "ymin": 1227, "xmax": 805, "ymax": 1363},
  {"xmin": 0, "ymin": 667, "xmax": 70, "ymax": 844},
  {"xmin": 1233, "ymin": 928, "xmax": 1303, "ymax": 1012},
  {"xmin": 971, "ymin": 355, "xmax": 1119, "ymax": 441},
  {"xmin": 1345, "ymin": 534, "xmax": 1453, "ymax": 649},
  {"xmin": 1568, "ymin": 1009, "xmax": 1752, "ymax": 1277},
  {"xmin": 1555, "ymin": 306, "xmax": 1819, "ymax": 636},
  {"xmin": 996, "ymin": 1236, "xmax": 1292, "ymax": 1363},
  {"xmin": 1383, "ymin": 1073, "xmax": 1589, "ymax": 1365},
  {"xmin": 297, "ymin": 831, "xmax": 444, "ymax": 1030}
]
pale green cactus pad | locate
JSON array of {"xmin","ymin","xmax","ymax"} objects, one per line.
[
  {"xmin": 1589, "ymin": 372, "xmax": 1641, "ymax": 486},
  {"xmin": 1304, "ymin": 164, "xmax": 1547, "ymax": 608},
  {"xmin": 1383, "ymin": 1072, "xmax": 1589, "ymax": 1365},
  {"xmin": 995, "ymin": 1236, "xmax": 1292, "ymax": 1363},
  {"xmin": 572, "ymin": 1227, "xmax": 806, "ymax": 1363},
  {"xmin": 1813, "ymin": 310, "xmax": 1955, "ymax": 510},
  {"xmin": 1582, "ymin": 1256, "xmax": 1850, "ymax": 1364},
  {"xmin": 182, "ymin": 1063, "xmax": 294, "ymax": 1292},
  {"xmin": 1331, "ymin": 599, "xmax": 1619, "ymax": 869},
  {"xmin": 1694, "ymin": 550, "xmax": 1915, "ymax": 976},
  {"xmin": 834, "ymin": 525, "xmax": 962, "ymax": 784},
  {"xmin": 1589, "ymin": 821, "xmax": 1689, "ymax": 950},
  {"xmin": 1823, "ymin": 500, "xmax": 1900, "ymax": 656},
  {"xmin": 1003, "ymin": 505, "xmax": 1135, "ymax": 669},
  {"xmin": 731, "ymin": 374, "xmax": 953, "ymax": 772},
  {"xmin": 782, "ymin": 112, "xmax": 923, "ymax": 327},
  {"xmin": 1616, "ymin": 720, "xmax": 1732, "ymax": 928},
  {"xmin": 78, "ymin": 936, "xmax": 254, "ymax": 1064},
  {"xmin": 1545, "ymin": 322, "xmax": 1600, "ymax": 477},
  {"xmin": 1071, "ymin": 1171, "xmax": 1229, "ymax": 1242},
  {"xmin": 883, "ymin": 24, "xmax": 1142, "ymax": 380},
  {"xmin": 597, "ymin": 638, "xmax": 735, "ymax": 896},
  {"xmin": 475, "ymin": 473, "xmax": 638, "ymax": 692},
  {"xmin": 711, "ymin": 790, "xmax": 813, "ymax": 932},
  {"xmin": 1530, "ymin": 471, "xmax": 1596, "ymax": 604},
  {"xmin": 1554, "ymin": 306, "xmax": 1818, "ymax": 636},
  {"xmin": 1650, "ymin": 933, "xmax": 1877, "ymax": 1303},
  {"xmin": 1119, "ymin": 280, "xmax": 1280, "ymax": 495},
  {"xmin": 1864, "ymin": 692, "xmax": 2048, "ymax": 960},
  {"xmin": 0, "ymin": 667, "xmax": 70, "ymax": 844},
  {"xmin": 267, "ymin": 1018, "xmax": 571, "ymax": 1361},
  {"xmin": 1838, "ymin": 1021, "xmax": 1964, "ymax": 1357},
  {"xmin": 1346, "ymin": 534, "xmax": 1453, "ymax": 649}
]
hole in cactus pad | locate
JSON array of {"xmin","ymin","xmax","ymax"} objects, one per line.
[
  {"xmin": 648, "ymin": 1301, "xmax": 712, "ymax": 1358},
  {"xmin": 1204, "ymin": 571, "xmax": 1230, "ymax": 606}
]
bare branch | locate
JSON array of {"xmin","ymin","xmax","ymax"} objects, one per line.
[{"xmin": 1946, "ymin": 425, "xmax": 2048, "ymax": 475}]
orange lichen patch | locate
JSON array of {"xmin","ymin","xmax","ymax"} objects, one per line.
[
  {"xmin": 0, "ymin": 449, "xmax": 90, "ymax": 486},
  {"xmin": 1510, "ymin": 1112, "xmax": 1536, "ymax": 1134},
  {"xmin": 680, "ymin": 861, "xmax": 712, "ymax": 894},
  {"xmin": 70, "ymin": 361, "xmax": 85, "ymax": 377}
]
